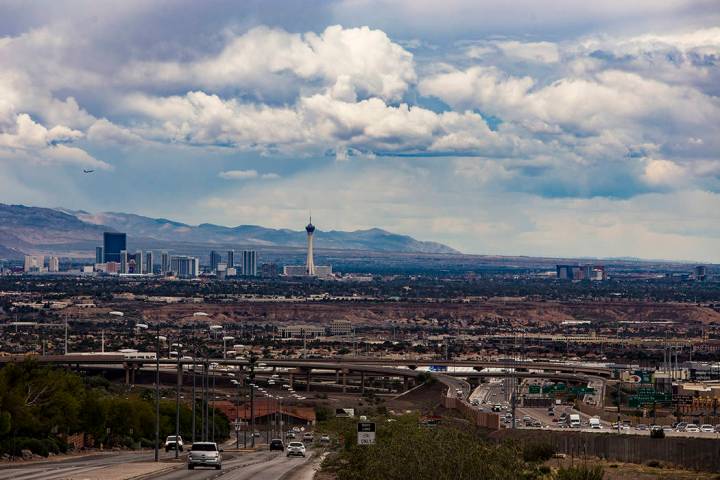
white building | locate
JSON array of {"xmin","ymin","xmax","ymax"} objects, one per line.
[
  {"xmin": 23, "ymin": 255, "xmax": 44, "ymax": 272},
  {"xmin": 242, "ymin": 250, "xmax": 257, "ymax": 276},
  {"xmin": 48, "ymin": 256, "xmax": 60, "ymax": 272},
  {"xmin": 170, "ymin": 255, "xmax": 199, "ymax": 278},
  {"xmin": 329, "ymin": 320, "xmax": 352, "ymax": 336},
  {"xmin": 279, "ymin": 325, "xmax": 325, "ymax": 339}
]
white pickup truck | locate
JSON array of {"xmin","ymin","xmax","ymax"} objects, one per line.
[{"xmin": 589, "ymin": 417, "xmax": 601, "ymax": 429}]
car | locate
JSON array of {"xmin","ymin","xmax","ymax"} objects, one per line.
[
  {"xmin": 303, "ymin": 432, "xmax": 314, "ymax": 442},
  {"xmin": 320, "ymin": 434, "xmax": 331, "ymax": 444},
  {"xmin": 675, "ymin": 422, "xmax": 687, "ymax": 432},
  {"xmin": 287, "ymin": 441, "xmax": 306, "ymax": 457},
  {"xmin": 253, "ymin": 432, "xmax": 261, "ymax": 438},
  {"xmin": 662, "ymin": 425, "xmax": 673, "ymax": 432},
  {"xmin": 715, "ymin": 424, "xmax": 720, "ymax": 433},
  {"xmin": 686, "ymin": 424, "xmax": 700, "ymax": 433},
  {"xmin": 164, "ymin": 435, "xmax": 183, "ymax": 452},
  {"xmin": 270, "ymin": 439, "xmax": 285, "ymax": 451},
  {"xmin": 635, "ymin": 424, "xmax": 648, "ymax": 431},
  {"xmin": 187, "ymin": 442, "xmax": 222, "ymax": 470},
  {"xmin": 700, "ymin": 424, "xmax": 714, "ymax": 432},
  {"xmin": 286, "ymin": 431, "xmax": 296, "ymax": 439}
]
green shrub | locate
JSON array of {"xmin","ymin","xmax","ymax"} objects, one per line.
[
  {"xmin": 523, "ymin": 442, "xmax": 555, "ymax": 463},
  {"xmin": 556, "ymin": 465, "xmax": 604, "ymax": 480}
]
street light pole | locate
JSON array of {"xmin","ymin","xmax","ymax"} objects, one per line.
[
  {"xmin": 174, "ymin": 341, "xmax": 182, "ymax": 459},
  {"xmin": 191, "ymin": 328, "xmax": 196, "ymax": 444},
  {"xmin": 154, "ymin": 323, "xmax": 160, "ymax": 462}
]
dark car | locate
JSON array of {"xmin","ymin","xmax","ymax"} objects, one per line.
[{"xmin": 270, "ymin": 439, "xmax": 285, "ymax": 451}]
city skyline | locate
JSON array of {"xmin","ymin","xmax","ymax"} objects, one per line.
[{"xmin": 1, "ymin": 1, "xmax": 719, "ymax": 262}]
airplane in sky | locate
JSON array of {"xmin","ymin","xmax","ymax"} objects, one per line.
[{"xmin": 83, "ymin": 169, "xmax": 95, "ymax": 173}]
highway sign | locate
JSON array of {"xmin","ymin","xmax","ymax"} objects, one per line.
[{"xmin": 357, "ymin": 422, "xmax": 376, "ymax": 445}]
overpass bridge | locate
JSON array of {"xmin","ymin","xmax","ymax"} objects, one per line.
[{"xmin": 0, "ymin": 354, "xmax": 604, "ymax": 399}]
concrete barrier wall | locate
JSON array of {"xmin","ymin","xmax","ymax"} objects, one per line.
[
  {"xmin": 491, "ymin": 429, "xmax": 720, "ymax": 472},
  {"xmin": 443, "ymin": 393, "xmax": 500, "ymax": 430}
]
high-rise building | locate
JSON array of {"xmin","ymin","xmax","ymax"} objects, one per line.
[
  {"xmin": 556, "ymin": 264, "xmax": 606, "ymax": 281},
  {"xmin": 103, "ymin": 232, "xmax": 127, "ymax": 263},
  {"xmin": 120, "ymin": 250, "xmax": 128, "ymax": 274},
  {"xmin": 48, "ymin": 257, "xmax": 60, "ymax": 272},
  {"xmin": 227, "ymin": 250, "xmax": 235, "ymax": 268},
  {"xmin": 171, "ymin": 255, "xmax": 199, "ymax": 278},
  {"xmin": 160, "ymin": 251, "xmax": 170, "ymax": 274},
  {"xmin": 242, "ymin": 250, "xmax": 257, "ymax": 276},
  {"xmin": 23, "ymin": 255, "xmax": 44, "ymax": 272},
  {"xmin": 695, "ymin": 265, "xmax": 707, "ymax": 281},
  {"xmin": 95, "ymin": 246, "xmax": 104, "ymax": 264},
  {"xmin": 145, "ymin": 251, "xmax": 154, "ymax": 275},
  {"xmin": 210, "ymin": 250, "xmax": 222, "ymax": 272},
  {"xmin": 134, "ymin": 250, "xmax": 143, "ymax": 274},
  {"xmin": 305, "ymin": 217, "xmax": 315, "ymax": 276}
]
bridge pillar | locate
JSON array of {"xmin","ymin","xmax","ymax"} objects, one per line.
[
  {"xmin": 403, "ymin": 377, "xmax": 409, "ymax": 391},
  {"xmin": 289, "ymin": 373, "xmax": 294, "ymax": 387},
  {"xmin": 360, "ymin": 371, "xmax": 365, "ymax": 394},
  {"xmin": 306, "ymin": 369, "xmax": 311, "ymax": 392},
  {"xmin": 335, "ymin": 370, "xmax": 340, "ymax": 384},
  {"xmin": 124, "ymin": 363, "xmax": 130, "ymax": 385},
  {"xmin": 342, "ymin": 370, "xmax": 347, "ymax": 393}
]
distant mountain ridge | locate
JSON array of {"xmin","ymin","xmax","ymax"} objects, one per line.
[{"xmin": 0, "ymin": 203, "xmax": 460, "ymax": 258}]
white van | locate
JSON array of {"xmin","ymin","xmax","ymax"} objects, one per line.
[
  {"xmin": 569, "ymin": 414, "xmax": 581, "ymax": 428},
  {"xmin": 589, "ymin": 417, "xmax": 601, "ymax": 429}
]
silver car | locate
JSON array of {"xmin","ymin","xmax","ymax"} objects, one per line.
[{"xmin": 188, "ymin": 442, "xmax": 222, "ymax": 470}]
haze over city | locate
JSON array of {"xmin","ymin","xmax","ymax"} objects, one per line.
[{"xmin": 1, "ymin": 1, "xmax": 719, "ymax": 261}]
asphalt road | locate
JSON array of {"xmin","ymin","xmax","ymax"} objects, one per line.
[
  {"xmin": 0, "ymin": 450, "xmax": 162, "ymax": 480},
  {"xmin": 150, "ymin": 451, "xmax": 313, "ymax": 480},
  {"xmin": 0, "ymin": 446, "xmax": 315, "ymax": 480}
]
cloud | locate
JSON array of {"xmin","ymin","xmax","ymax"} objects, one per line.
[
  {"xmin": 0, "ymin": 113, "xmax": 110, "ymax": 169},
  {"xmin": 121, "ymin": 25, "xmax": 416, "ymax": 102},
  {"xmin": 218, "ymin": 169, "xmax": 279, "ymax": 180},
  {"xmin": 121, "ymin": 90, "xmax": 520, "ymax": 158}
]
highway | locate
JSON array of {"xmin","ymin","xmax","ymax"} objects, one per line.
[{"xmin": 0, "ymin": 447, "xmax": 317, "ymax": 480}]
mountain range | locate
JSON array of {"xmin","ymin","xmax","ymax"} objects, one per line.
[{"xmin": 0, "ymin": 203, "xmax": 459, "ymax": 259}]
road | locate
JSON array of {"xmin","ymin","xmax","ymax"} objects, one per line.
[
  {"xmin": 150, "ymin": 451, "xmax": 313, "ymax": 480},
  {"xmin": 0, "ymin": 448, "xmax": 316, "ymax": 480}
]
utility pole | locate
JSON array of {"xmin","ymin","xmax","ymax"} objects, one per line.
[
  {"xmin": 203, "ymin": 358, "xmax": 209, "ymax": 441},
  {"xmin": 511, "ymin": 374, "xmax": 518, "ymax": 429},
  {"xmin": 235, "ymin": 380, "xmax": 241, "ymax": 449},
  {"xmin": 249, "ymin": 354, "xmax": 257, "ymax": 447},
  {"xmin": 617, "ymin": 381, "xmax": 622, "ymax": 433},
  {"xmin": 211, "ymin": 372, "xmax": 216, "ymax": 442},
  {"xmin": 154, "ymin": 323, "xmax": 160, "ymax": 462},
  {"xmin": 64, "ymin": 314, "xmax": 68, "ymax": 355}
]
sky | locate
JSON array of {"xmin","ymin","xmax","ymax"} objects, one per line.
[{"xmin": 1, "ymin": 0, "xmax": 719, "ymax": 261}]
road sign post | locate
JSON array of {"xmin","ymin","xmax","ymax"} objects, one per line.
[{"xmin": 357, "ymin": 422, "xmax": 376, "ymax": 445}]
